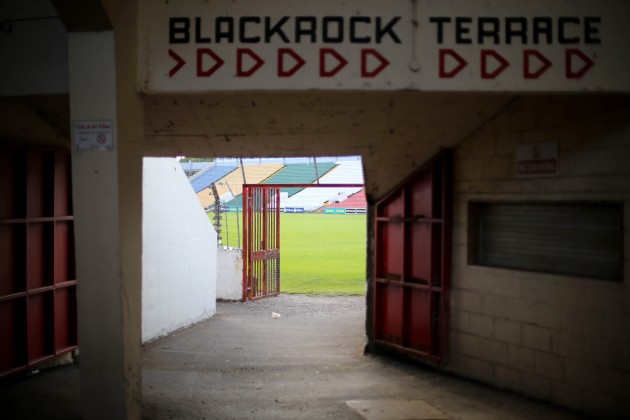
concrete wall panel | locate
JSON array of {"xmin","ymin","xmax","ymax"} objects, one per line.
[
  {"xmin": 449, "ymin": 95, "xmax": 630, "ymax": 418},
  {"xmin": 216, "ymin": 248, "xmax": 243, "ymax": 301},
  {"xmin": 142, "ymin": 158, "xmax": 217, "ymax": 343}
]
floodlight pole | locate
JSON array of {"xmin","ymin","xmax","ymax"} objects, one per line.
[{"xmin": 239, "ymin": 157, "xmax": 247, "ymax": 184}]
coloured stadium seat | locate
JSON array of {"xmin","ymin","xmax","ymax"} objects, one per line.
[
  {"xmin": 191, "ymin": 166, "xmax": 236, "ymax": 193},
  {"xmin": 215, "ymin": 164, "xmax": 283, "ymax": 197},
  {"xmin": 263, "ymin": 162, "xmax": 337, "ymax": 197},
  {"xmin": 280, "ymin": 161, "xmax": 364, "ymax": 211}
]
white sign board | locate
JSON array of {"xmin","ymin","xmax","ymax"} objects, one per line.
[
  {"xmin": 140, "ymin": 0, "xmax": 630, "ymax": 92},
  {"xmin": 73, "ymin": 120, "xmax": 114, "ymax": 151},
  {"xmin": 516, "ymin": 142, "xmax": 558, "ymax": 178},
  {"xmin": 141, "ymin": 0, "xmax": 412, "ymax": 91},
  {"xmin": 416, "ymin": 0, "xmax": 630, "ymax": 92}
]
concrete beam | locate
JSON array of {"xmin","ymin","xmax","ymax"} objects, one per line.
[{"xmin": 51, "ymin": 0, "xmax": 111, "ymax": 32}]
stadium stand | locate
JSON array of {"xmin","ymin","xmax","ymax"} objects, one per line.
[
  {"xmin": 191, "ymin": 165, "xmax": 236, "ymax": 193},
  {"xmin": 217, "ymin": 164, "xmax": 283, "ymax": 197},
  {"xmin": 280, "ymin": 161, "xmax": 364, "ymax": 211},
  {"xmin": 263, "ymin": 162, "xmax": 337, "ymax": 197},
  {"xmin": 180, "ymin": 161, "xmax": 213, "ymax": 177},
  {"xmin": 223, "ymin": 194, "xmax": 243, "ymax": 211},
  {"xmin": 325, "ymin": 189, "xmax": 367, "ymax": 212},
  {"xmin": 193, "ymin": 166, "xmax": 239, "ymax": 209},
  {"xmin": 189, "ymin": 158, "xmax": 365, "ymax": 213}
]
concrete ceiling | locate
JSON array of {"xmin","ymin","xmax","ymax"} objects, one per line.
[
  {"xmin": 0, "ymin": 94, "xmax": 70, "ymax": 149},
  {"xmin": 0, "ymin": 90, "xmax": 515, "ymax": 198},
  {"xmin": 144, "ymin": 91, "xmax": 515, "ymax": 197}
]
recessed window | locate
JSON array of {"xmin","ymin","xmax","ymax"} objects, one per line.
[{"xmin": 469, "ymin": 202, "xmax": 624, "ymax": 282}]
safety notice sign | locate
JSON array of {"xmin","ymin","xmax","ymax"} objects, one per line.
[
  {"xmin": 73, "ymin": 120, "xmax": 114, "ymax": 151},
  {"xmin": 516, "ymin": 142, "xmax": 558, "ymax": 178}
]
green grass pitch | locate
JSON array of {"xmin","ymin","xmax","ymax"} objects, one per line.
[{"xmin": 213, "ymin": 212, "xmax": 367, "ymax": 295}]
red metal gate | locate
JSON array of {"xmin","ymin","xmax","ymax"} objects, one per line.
[
  {"xmin": 241, "ymin": 183, "xmax": 364, "ymax": 301},
  {"xmin": 0, "ymin": 147, "xmax": 77, "ymax": 377},
  {"xmin": 242, "ymin": 185, "xmax": 281, "ymax": 301},
  {"xmin": 373, "ymin": 150, "xmax": 452, "ymax": 362}
]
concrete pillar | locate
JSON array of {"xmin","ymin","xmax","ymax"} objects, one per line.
[{"xmin": 68, "ymin": 27, "xmax": 142, "ymax": 420}]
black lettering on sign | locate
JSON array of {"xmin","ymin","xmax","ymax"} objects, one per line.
[
  {"xmin": 240, "ymin": 17, "xmax": 261, "ymax": 43},
  {"xmin": 429, "ymin": 16, "xmax": 603, "ymax": 45},
  {"xmin": 478, "ymin": 17, "xmax": 500, "ymax": 44},
  {"xmin": 350, "ymin": 16, "xmax": 371, "ymax": 43},
  {"xmin": 455, "ymin": 17, "xmax": 473, "ymax": 44},
  {"xmin": 376, "ymin": 17, "xmax": 402, "ymax": 43},
  {"xmin": 168, "ymin": 15, "xmax": 403, "ymax": 44},
  {"xmin": 169, "ymin": 17, "xmax": 190, "ymax": 44},
  {"xmin": 195, "ymin": 17, "xmax": 211, "ymax": 43},
  {"xmin": 265, "ymin": 17, "xmax": 290, "ymax": 43},
  {"xmin": 558, "ymin": 17, "xmax": 580, "ymax": 44},
  {"xmin": 429, "ymin": 17, "xmax": 451, "ymax": 44},
  {"xmin": 295, "ymin": 16, "xmax": 317, "ymax": 43},
  {"xmin": 215, "ymin": 17, "xmax": 234, "ymax": 43},
  {"xmin": 505, "ymin": 17, "xmax": 527, "ymax": 44},
  {"xmin": 532, "ymin": 17, "xmax": 552, "ymax": 44},
  {"xmin": 323, "ymin": 16, "xmax": 344, "ymax": 43},
  {"xmin": 584, "ymin": 17, "xmax": 602, "ymax": 44}
]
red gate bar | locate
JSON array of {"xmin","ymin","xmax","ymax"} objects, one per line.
[{"xmin": 242, "ymin": 186, "xmax": 281, "ymax": 301}]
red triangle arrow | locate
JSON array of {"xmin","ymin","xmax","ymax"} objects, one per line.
[
  {"xmin": 566, "ymin": 49, "xmax": 594, "ymax": 79},
  {"xmin": 278, "ymin": 48, "xmax": 306, "ymax": 77},
  {"xmin": 481, "ymin": 50, "xmax": 509, "ymax": 79},
  {"xmin": 319, "ymin": 48, "xmax": 348, "ymax": 77},
  {"xmin": 237, "ymin": 49, "xmax": 265, "ymax": 77},
  {"xmin": 524, "ymin": 50, "xmax": 552, "ymax": 79},
  {"xmin": 168, "ymin": 49, "xmax": 186, "ymax": 78},
  {"xmin": 439, "ymin": 49, "xmax": 467, "ymax": 78},
  {"xmin": 361, "ymin": 49, "xmax": 390, "ymax": 78},
  {"xmin": 196, "ymin": 48, "xmax": 224, "ymax": 77}
]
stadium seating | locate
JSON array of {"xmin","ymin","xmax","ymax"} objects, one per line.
[
  {"xmin": 280, "ymin": 161, "xmax": 365, "ymax": 211},
  {"xmin": 191, "ymin": 158, "xmax": 366, "ymax": 213},
  {"xmin": 263, "ymin": 162, "xmax": 337, "ymax": 197},
  {"xmin": 191, "ymin": 165, "xmax": 237, "ymax": 193},
  {"xmin": 198, "ymin": 164, "xmax": 283, "ymax": 209},
  {"xmin": 326, "ymin": 189, "xmax": 367, "ymax": 209},
  {"xmin": 223, "ymin": 194, "xmax": 243, "ymax": 211}
]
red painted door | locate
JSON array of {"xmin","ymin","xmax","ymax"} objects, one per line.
[
  {"xmin": 242, "ymin": 185, "xmax": 281, "ymax": 301},
  {"xmin": 0, "ymin": 147, "xmax": 77, "ymax": 377},
  {"xmin": 373, "ymin": 150, "xmax": 452, "ymax": 362}
]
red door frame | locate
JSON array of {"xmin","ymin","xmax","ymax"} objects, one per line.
[
  {"xmin": 373, "ymin": 150, "xmax": 452, "ymax": 362},
  {"xmin": 242, "ymin": 183, "xmax": 364, "ymax": 301},
  {"xmin": 0, "ymin": 147, "xmax": 77, "ymax": 377}
]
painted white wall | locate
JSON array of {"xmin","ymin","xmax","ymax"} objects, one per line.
[
  {"xmin": 142, "ymin": 158, "xmax": 217, "ymax": 343},
  {"xmin": 217, "ymin": 248, "xmax": 243, "ymax": 301}
]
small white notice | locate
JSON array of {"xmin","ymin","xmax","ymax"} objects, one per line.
[
  {"xmin": 73, "ymin": 120, "xmax": 114, "ymax": 151},
  {"xmin": 516, "ymin": 142, "xmax": 558, "ymax": 178}
]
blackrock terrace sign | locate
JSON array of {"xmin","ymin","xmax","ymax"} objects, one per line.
[{"xmin": 140, "ymin": 0, "xmax": 630, "ymax": 92}]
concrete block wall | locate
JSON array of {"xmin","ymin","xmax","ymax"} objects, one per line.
[
  {"xmin": 449, "ymin": 96, "xmax": 630, "ymax": 418},
  {"xmin": 142, "ymin": 158, "xmax": 217, "ymax": 342},
  {"xmin": 217, "ymin": 248, "xmax": 243, "ymax": 301}
]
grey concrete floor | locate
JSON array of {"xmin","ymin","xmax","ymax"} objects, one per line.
[{"xmin": 1, "ymin": 295, "xmax": 589, "ymax": 419}]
